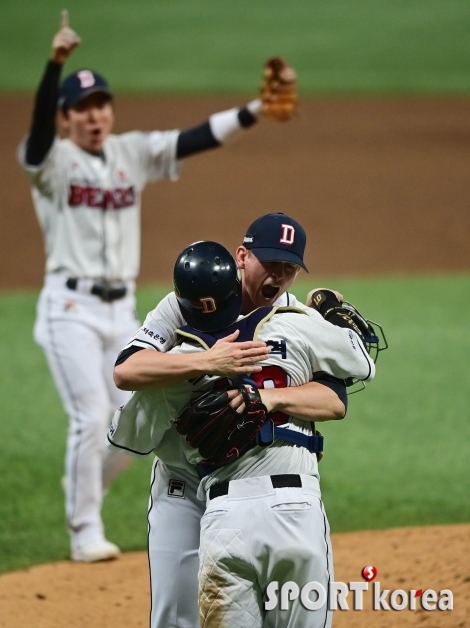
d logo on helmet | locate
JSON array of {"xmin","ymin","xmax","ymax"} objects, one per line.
[{"xmin": 200, "ymin": 297, "xmax": 217, "ymax": 314}]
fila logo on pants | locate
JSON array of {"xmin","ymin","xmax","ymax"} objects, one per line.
[{"xmin": 168, "ymin": 479, "xmax": 186, "ymax": 498}]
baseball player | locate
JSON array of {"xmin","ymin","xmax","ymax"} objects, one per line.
[
  {"xmin": 109, "ymin": 240, "xmax": 377, "ymax": 628},
  {"xmin": 17, "ymin": 12, "xmax": 295, "ymax": 562},
  {"xmin": 111, "ymin": 219, "xmax": 363, "ymax": 628}
]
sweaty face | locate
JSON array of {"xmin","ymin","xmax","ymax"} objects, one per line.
[
  {"xmin": 60, "ymin": 92, "xmax": 114, "ymax": 153},
  {"xmin": 236, "ymin": 247, "xmax": 301, "ymax": 313}
]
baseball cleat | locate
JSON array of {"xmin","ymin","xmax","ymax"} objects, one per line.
[{"xmin": 71, "ymin": 539, "xmax": 120, "ymax": 563}]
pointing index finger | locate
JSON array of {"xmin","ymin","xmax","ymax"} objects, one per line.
[{"xmin": 61, "ymin": 9, "xmax": 69, "ymax": 30}]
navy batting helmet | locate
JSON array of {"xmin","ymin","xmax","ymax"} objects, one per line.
[{"xmin": 174, "ymin": 241, "xmax": 242, "ymax": 332}]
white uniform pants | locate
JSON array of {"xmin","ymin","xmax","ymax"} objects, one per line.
[
  {"xmin": 34, "ymin": 274, "xmax": 139, "ymax": 549},
  {"xmin": 148, "ymin": 460, "xmax": 205, "ymax": 628},
  {"xmin": 199, "ymin": 475, "xmax": 333, "ymax": 628}
]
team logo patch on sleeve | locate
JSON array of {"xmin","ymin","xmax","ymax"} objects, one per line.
[
  {"xmin": 135, "ymin": 326, "xmax": 168, "ymax": 346},
  {"xmin": 168, "ymin": 479, "xmax": 186, "ymax": 498}
]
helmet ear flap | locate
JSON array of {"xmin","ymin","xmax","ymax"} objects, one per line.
[{"xmin": 173, "ymin": 241, "xmax": 243, "ymax": 332}]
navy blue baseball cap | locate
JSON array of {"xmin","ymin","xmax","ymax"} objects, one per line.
[
  {"xmin": 58, "ymin": 70, "xmax": 112, "ymax": 110},
  {"xmin": 242, "ymin": 213, "xmax": 308, "ymax": 272}
]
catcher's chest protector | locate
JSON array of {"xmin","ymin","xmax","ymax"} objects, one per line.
[
  {"xmin": 176, "ymin": 306, "xmax": 290, "ymax": 426},
  {"xmin": 177, "ymin": 306, "xmax": 274, "ymax": 348}
]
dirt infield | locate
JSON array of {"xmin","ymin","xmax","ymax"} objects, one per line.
[
  {"xmin": 0, "ymin": 524, "xmax": 468, "ymax": 628},
  {"xmin": 1, "ymin": 95, "xmax": 469, "ymax": 289}
]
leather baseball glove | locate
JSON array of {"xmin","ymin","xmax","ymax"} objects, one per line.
[
  {"xmin": 174, "ymin": 380, "xmax": 269, "ymax": 465},
  {"xmin": 260, "ymin": 56, "xmax": 298, "ymax": 121},
  {"xmin": 309, "ymin": 289, "xmax": 388, "ymax": 364}
]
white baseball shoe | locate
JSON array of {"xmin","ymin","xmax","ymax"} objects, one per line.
[{"xmin": 71, "ymin": 539, "xmax": 120, "ymax": 563}]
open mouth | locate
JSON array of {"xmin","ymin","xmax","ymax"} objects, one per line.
[{"xmin": 261, "ymin": 285, "xmax": 280, "ymax": 301}]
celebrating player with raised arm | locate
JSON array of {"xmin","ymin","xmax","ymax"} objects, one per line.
[
  {"xmin": 17, "ymin": 11, "xmax": 295, "ymax": 563},
  {"xmin": 109, "ymin": 240, "xmax": 380, "ymax": 628},
  {"xmin": 111, "ymin": 216, "xmax": 367, "ymax": 628}
]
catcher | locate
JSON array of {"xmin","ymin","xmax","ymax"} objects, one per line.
[{"xmin": 109, "ymin": 241, "xmax": 384, "ymax": 628}]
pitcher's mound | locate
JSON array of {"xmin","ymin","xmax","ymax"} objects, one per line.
[{"xmin": 0, "ymin": 524, "xmax": 468, "ymax": 628}]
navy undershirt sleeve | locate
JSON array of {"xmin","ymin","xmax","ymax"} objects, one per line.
[
  {"xmin": 114, "ymin": 345, "xmax": 145, "ymax": 366},
  {"xmin": 313, "ymin": 374, "xmax": 348, "ymax": 412},
  {"xmin": 176, "ymin": 121, "xmax": 220, "ymax": 159},
  {"xmin": 25, "ymin": 60, "xmax": 62, "ymax": 166},
  {"xmin": 176, "ymin": 106, "xmax": 257, "ymax": 159}
]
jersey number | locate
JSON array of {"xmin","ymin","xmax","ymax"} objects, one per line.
[{"xmin": 249, "ymin": 366, "xmax": 289, "ymax": 425}]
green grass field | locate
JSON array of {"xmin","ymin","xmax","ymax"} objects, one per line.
[
  {"xmin": 1, "ymin": 275, "xmax": 469, "ymax": 574},
  {"xmin": 2, "ymin": 0, "xmax": 470, "ymax": 93}
]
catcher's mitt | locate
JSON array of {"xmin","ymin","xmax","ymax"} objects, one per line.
[
  {"xmin": 309, "ymin": 288, "xmax": 388, "ymax": 365},
  {"xmin": 174, "ymin": 380, "xmax": 268, "ymax": 466},
  {"xmin": 260, "ymin": 56, "xmax": 297, "ymax": 122}
]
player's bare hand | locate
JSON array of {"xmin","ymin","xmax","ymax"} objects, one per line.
[
  {"xmin": 204, "ymin": 329, "xmax": 270, "ymax": 376},
  {"xmin": 228, "ymin": 387, "xmax": 277, "ymax": 414},
  {"xmin": 51, "ymin": 10, "xmax": 81, "ymax": 64},
  {"xmin": 306, "ymin": 287, "xmax": 344, "ymax": 307},
  {"xmin": 227, "ymin": 389, "xmax": 245, "ymax": 413}
]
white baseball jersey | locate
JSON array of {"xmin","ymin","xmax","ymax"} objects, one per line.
[
  {"xmin": 107, "ymin": 306, "xmax": 375, "ymax": 485},
  {"xmin": 108, "ymin": 292, "xmax": 310, "ymax": 475},
  {"xmin": 121, "ymin": 289, "xmax": 311, "ymax": 355},
  {"xmin": 18, "ymin": 131, "xmax": 180, "ymax": 280}
]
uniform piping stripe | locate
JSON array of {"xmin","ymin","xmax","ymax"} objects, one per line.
[
  {"xmin": 46, "ymin": 294, "xmax": 83, "ymax": 535},
  {"xmin": 356, "ymin": 335, "xmax": 372, "ymax": 381},
  {"xmin": 106, "ymin": 434, "xmax": 154, "ymax": 456},
  {"xmin": 319, "ymin": 497, "xmax": 332, "ymax": 628},
  {"xmin": 132, "ymin": 338, "xmax": 160, "ymax": 350},
  {"xmin": 147, "ymin": 459, "xmax": 159, "ymax": 628}
]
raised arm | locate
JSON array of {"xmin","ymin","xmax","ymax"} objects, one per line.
[
  {"xmin": 174, "ymin": 57, "xmax": 297, "ymax": 160},
  {"xmin": 25, "ymin": 10, "xmax": 81, "ymax": 166}
]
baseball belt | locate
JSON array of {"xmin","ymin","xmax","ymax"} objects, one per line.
[
  {"xmin": 66, "ymin": 278, "xmax": 127, "ymax": 302},
  {"xmin": 197, "ymin": 423, "xmax": 323, "ymax": 480},
  {"xmin": 209, "ymin": 474, "xmax": 302, "ymax": 500}
]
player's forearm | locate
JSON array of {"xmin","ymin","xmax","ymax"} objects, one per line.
[
  {"xmin": 260, "ymin": 382, "xmax": 346, "ymax": 422},
  {"xmin": 25, "ymin": 61, "xmax": 61, "ymax": 166},
  {"xmin": 176, "ymin": 100, "xmax": 261, "ymax": 159},
  {"xmin": 113, "ymin": 349, "xmax": 213, "ymax": 391}
]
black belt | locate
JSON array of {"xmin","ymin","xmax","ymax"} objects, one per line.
[
  {"xmin": 209, "ymin": 474, "xmax": 302, "ymax": 500},
  {"xmin": 66, "ymin": 278, "xmax": 127, "ymax": 302}
]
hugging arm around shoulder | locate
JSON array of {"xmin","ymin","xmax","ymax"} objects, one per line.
[{"xmin": 260, "ymin": 376, "xmax": 347, "ymax": 423}]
